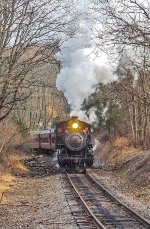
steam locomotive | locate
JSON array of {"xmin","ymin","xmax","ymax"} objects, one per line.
[{"xmin": 56, "ymin": 116, "xmax": 94, "ymax": 172}]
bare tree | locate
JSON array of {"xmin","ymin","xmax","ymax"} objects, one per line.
[
  {"xmin": 13, "ymin": 61, "xmax": 70, "ymax": 129},
  {"xmin": 92, "ymin": 0, "xmax": 150, "ymax": 54},
  {"xmin": 0, "ymin": 0, "xmax": 72, "ymax": 121},
  {"xmin": 90, "ymin": 0, "xmax": 150, "ymax": 149}
]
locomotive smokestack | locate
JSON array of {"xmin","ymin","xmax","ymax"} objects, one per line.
[{"xmin": 71, "ymin": 116, "xmax": 78, "ymax": 120}]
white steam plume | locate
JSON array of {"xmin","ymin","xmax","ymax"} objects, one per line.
[
  {"xmin": 70, "ymin": 107, "xmax": 98, "ymax": 124},
  {"xmin": 56, "ymin": 0, "xmax": 117, "ymax": 122}
]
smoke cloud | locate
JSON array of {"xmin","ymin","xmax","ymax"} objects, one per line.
[
  {"xmin": 56, "ymin": 0, "xmax": 117, "ymax": 122},
  {"xmin": 70, "ymin": 107, "xmax": 98, "ymax": 124}
]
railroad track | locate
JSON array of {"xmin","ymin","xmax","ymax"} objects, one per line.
[
  {"xmin": 66, "ymin": 172, "xmax": 150, "ymax": 229},
  {"xmin": 61, "ymin": 172, "xmax": 97, "ymax": 229}
]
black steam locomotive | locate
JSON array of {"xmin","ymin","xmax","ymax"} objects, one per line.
[{"xmin": 56, "ymin": 116, "xmax": 94, "ymax": 172}]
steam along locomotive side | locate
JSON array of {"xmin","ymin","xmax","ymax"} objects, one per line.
[{"xmin": 56, "ymin": 116, "xmax": 94, "ymax": 172}]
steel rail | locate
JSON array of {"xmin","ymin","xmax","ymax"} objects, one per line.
[
  {"xmin": 86, "ymin": 171, "xmax": 150, "ymax": 228},
  {"xmin": 66, "ymin": 172, "xmax": 106, "ymax": 229}
]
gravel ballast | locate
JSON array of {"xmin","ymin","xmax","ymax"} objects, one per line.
[
  {"xmin": 0, "ymin": 173, "xmax": 78, "ymax": 229},
  {"xmin": 91, "ymin": 169, "xmax": 150, "ymax": 223}
]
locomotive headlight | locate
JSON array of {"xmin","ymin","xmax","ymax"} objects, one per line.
[{"xmin": 72, "ymin": 122, "xmax": 79, "ymax": 129}]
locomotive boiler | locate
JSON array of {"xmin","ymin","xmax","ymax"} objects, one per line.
[{"xmin": 56, "ymin": 116, "xmax": 94, "ymax": 172}]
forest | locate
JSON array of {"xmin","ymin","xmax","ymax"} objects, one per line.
[
  {"xmin": 0, "ymin": 0, "xmax": 150, "ymax": 171},
  {"xmin": 82, "ymin": 0, "xmax": 150, "ymax": 150}
]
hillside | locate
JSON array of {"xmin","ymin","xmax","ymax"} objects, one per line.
[{"xmin": 93, "ymin": 136, "xmax": 150, "ymax": 221}]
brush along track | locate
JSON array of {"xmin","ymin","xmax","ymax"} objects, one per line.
[{"xmin": 67, "ymin": 172, "xmax": 150, "ymax": 229}]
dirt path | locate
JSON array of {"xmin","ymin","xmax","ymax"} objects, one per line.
[{"xmin": 0, "ymin": 154, "xmax": 78, "ymax": 229}]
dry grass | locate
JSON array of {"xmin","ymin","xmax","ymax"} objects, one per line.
[
  {"xmin": 97, "ymin": 136, "xmax": 150, "ymax": 187},
  {"xmin": 0, "ymin": 183, "xmax": 10, "ymax": 194},
  {"xmin": 0, "ymin": 154, "xmax": 28, "ymax": 200},
  {"xmin": 98, "ymin": 137, "xmax": 142, "ymax": 163},
  {"xmin": 7, "ymin": 154, "xmax": 28, "ymax": 173},
  {"xmin": 0, "ymin": 173, "xmax": 15, "ymax": 182},
  {"xmin": 0, "ymin": 173, "xmax": 16, "ymax": 199},
  {"xmin": 113, "ymin": 137, "xmax": 129, "ymax": 149},
  {"xmin": 0, "ymin": 120, "xmax": 26, "ymax": 152},
  {"xmin": 104, "ymin": 137, "xmax": 141, "ymax": 162},
  {"xmin": 97, "ymin": 141, "xmax": 112, "ymax": 161},
  {"xmin": 0, "ymin": 120, "xmax": 27, "ymax": 171},
  {"xmin": 111, "ymin": 137, "xmax": 141, "ymax": 162},
  {"xmin": 0, "ymin": 120, "xmax": 28, "ymax": 198}
]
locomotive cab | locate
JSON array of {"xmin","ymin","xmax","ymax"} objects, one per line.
[{"xmin": 56, "ymin": 116, "xmax": 94, "ymax": 172}]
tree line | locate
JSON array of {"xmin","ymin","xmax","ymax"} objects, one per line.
[
  {"xmin": 0, "ymin": 0, "xmax": 72, "ymax": 128},
  {"xmin": 83, "ymin": 0, "xmax": 150, "ymax": 150}
]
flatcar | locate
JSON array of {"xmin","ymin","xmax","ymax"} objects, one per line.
[
  {"xmin": 56, "ymin": 116, "xmax": 94, "ymax": 172},
  {"xmin": 29, "ymin": 129, "xmax": 55, "ymax": 154}
]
